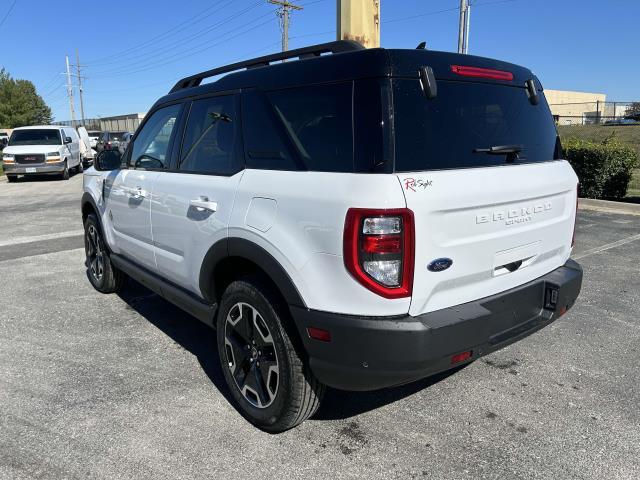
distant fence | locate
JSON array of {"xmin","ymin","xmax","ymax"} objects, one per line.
[
  {"xmin": 51, "ymin": 115, "xmax": 144, "ymax": 133},
  {"xmin": 550, "ymin": 101, "xmax": 639, "ymax": 126},
  {"xmin": 51, "ymin": 118, "xmax": 101, "ymax": 130}
]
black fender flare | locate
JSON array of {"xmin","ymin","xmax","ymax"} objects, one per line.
[
  {"xmin": 199, "ymin": 237, "xmax": 306, "ymax": 308},
  {"xmin": 81, "ymin": 191, "xmax": 99, "ymax": 219}
]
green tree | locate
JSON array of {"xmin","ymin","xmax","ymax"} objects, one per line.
[
  {"xmin": 0, "ymin": 68, "xmax": 53, "ymax": 128},
  {"xmin": 625, "ymin": 102, "xmax": 640, "ymax": 120}
]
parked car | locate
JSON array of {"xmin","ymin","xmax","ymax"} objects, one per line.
[
  {"xmin": 118, "ymin": 132, "xmax": 134, "ymax": 154},
  {"xmin": 87, "ymin": 131, "xmax": 102, "ymax": 149},
  {"xmin": 95, "ymin": 131, "xmax": 127, "ymax": 153},
  {"xmin": 3, "ymin": 126, "xmax": 82, "ymax": 182},
  {"xmin": 81, "ymin": 41, "xmax": 583, "ymax": 432},
  {"xmin": 0, "ymin": 132, "xmax": 8, "ymax": 149}
]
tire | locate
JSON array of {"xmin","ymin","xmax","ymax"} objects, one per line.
[
  {"xmin": 61, "ymin": 161, "xmax": 69, "ymax": 180},
  {"xmin": 77, "ymin": 159, "xmax": 84, "ymax": 173},
  {"xmin": 216, "ymin": 278, "xmax": 324, "ymax": 432},
  {"xmin": 84, "ymin": 213, "xmax": 126, "ymax": 293},
  {"xmin": 6, "ymin": 175, "xmax": 17, "ymax": 183}
]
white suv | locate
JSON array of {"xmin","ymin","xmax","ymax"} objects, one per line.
[{"xmin": 81, "ymin": 41, "xmax": 583, "ymax": 432}]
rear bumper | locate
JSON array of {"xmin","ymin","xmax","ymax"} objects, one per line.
[
  {"xmin": 4, "ymin": 163, "xmax": 65, "ymax": 175},
  {"xmin": 292, "ymin": 259, "xmax": 583, "ymax": 391}
]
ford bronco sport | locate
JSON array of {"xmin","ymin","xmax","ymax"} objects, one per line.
[{"xmin": 81, "ymin": 41, "xmax": 583, "ymax": 432}]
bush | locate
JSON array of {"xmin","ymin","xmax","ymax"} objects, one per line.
[{"xmin": 563, "ymin": 135, "xmax": 639, "ymax": 199}]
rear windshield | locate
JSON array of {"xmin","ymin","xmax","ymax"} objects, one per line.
[
  {"xmin": 9, "ymin": 129, "xmax": 61, "ymax": 146},
  {"xmin": 393, "ymin": 79, "xmax": 559, "ymax": 171}
]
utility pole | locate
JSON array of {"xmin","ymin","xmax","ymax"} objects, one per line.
[
  {"xmin": 463, "ymin": 0, "xmax": 471, "ymax": 54},
  {"xmin": 337, "ymin": 0, "xmax": 380, "ymax": 48},
  {"xmin": 458, "ymin": 0, "xmax": 471, "ymax": 54},
  {"xmin": 75, "ymin": 49, "xmax": 86, "ymax": 127},
  {"xmin": 269, "ymin": 0, "xmax": 303, "ymax": 52},
  {"xmin": 65, "ymin": 55, "xmax": 76, "ymax": 128}
]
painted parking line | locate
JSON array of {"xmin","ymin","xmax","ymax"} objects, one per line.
[
  {"xmin": 0, "ymin": 230, "xmax": 84, "ymax": 248},
  {"xmin": 573, "ymin": 232, "xmax": 640, "ymax": 260}
]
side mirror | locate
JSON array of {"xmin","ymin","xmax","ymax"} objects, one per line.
[
  {"xmin": 64, "ymin": 136, "xmax": 73, "ymax": 144},
  {"xmin": 95, "ymin": 150, "xmax": 122, "ymax": 171}
]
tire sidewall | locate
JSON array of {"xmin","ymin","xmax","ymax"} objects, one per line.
[
  {"xmin": 216, "ymin": 280, "xmax": 295, "ymax": 428},
  {"xmin": 84, "ymin": 214, "xmax": 106, "ymax": 290}
]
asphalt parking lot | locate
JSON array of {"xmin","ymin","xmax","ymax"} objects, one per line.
[{"xmin": 1, "ymin": 174, "xmax": 639, "ymax": 480}]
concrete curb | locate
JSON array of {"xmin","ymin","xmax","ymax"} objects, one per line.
[{"xmin": 579, "ymin": 198, "xmax": 640, "ymax": 216}]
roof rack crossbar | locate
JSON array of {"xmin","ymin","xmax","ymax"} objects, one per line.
[{"xmin": 169, "ymin": 40, "xmax": 365, "ymax": 93}]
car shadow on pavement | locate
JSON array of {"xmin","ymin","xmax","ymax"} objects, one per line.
[
  {"xmin": 116, "ymin": 279, "xmax": 238, "ymax": 410},
  {"xmin": 117, "ymin": 279, "xmax": 466, "ymax": 422}
]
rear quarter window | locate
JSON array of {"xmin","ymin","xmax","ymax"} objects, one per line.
[
  {"xmin": 267, "ymin": 83, "xmax": 353, "ymax": 173},
  {"xmin": 393, "ymin": 79, "xmax": 559, "ymax": 171}
]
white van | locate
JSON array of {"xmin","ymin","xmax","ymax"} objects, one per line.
[{"xmin": 2, "ymin": 126, "xmax": 83, "ymax": 182}]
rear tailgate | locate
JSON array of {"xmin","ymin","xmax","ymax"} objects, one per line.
[
  {"xmin": 399, "ymin": 162, "xmax": 577, "ymax": 316},
  {"xmin": 391, "ymin": 60, "xmax": 578, "ymax": 316}
]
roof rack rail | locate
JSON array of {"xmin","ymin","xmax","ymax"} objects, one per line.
[{"xmin": 169, "ymin": 40, "xmax": 365, "ymax": 93}]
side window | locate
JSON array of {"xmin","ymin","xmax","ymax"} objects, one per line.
[
  {"xmin": 179, "ymin": 95, "xmax": 241, "ymax": 175},
  {"xmin": 130, "ymin": 104, "xmax": 181, "ymax": 170},
  {"xmin": 242, "ymin": 90, "xmax": 299, "ymax": 171},
  {"xmin": 267, "ymin": 82, "xmax": 353, "ymax": 172}
]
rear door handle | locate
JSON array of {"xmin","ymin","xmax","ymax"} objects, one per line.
[{"xmin": 189, "ymin": 197, "xmax": 217, "ymax": 212}]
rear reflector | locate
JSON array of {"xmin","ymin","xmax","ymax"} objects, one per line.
[
  {"xmin": 307, "ymin": 327, "xmax": 331, "ymax": 342},
  {"xmin": 450, "ymin": 65, "xmax": 514, "ymax": 81},
  {"xmin": 451, "ymin": 350, "xmax": 472, "ymax": 365}
]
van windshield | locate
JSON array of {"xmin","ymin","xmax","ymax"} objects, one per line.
[
  {"xmin": 393, "ymin": 79, "xmax": 559, "ymax": 171},
  {"xmin": 9, "ymin": 129, "xmax": 62, "ymax": 146}
]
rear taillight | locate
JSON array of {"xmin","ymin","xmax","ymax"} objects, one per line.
[
  {"xmin": 343, "ymin": 208, "xmax": 414, "ymax": 299},
  {"xmin": 105, "ymin": 142, "xmax": 111, "ymax": 150},
  {"xmin": 572, "ymin": 184, "xmax": 579, "ymax": 247},
  {"xmin": 450, "ymin": 65, "xmax": 514, "ymax": 81}
]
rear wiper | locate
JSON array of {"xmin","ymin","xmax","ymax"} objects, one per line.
[{"xmin": 473, "ymin": 144, "xmax": 523, "ymax": 162}]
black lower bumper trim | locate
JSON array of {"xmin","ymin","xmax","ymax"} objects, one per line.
[{"xmin": 292, "ymin": 259, "xmax": 583, "ymax": 391}]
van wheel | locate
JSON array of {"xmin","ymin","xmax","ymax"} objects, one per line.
[
  {"xmin": 7, "ymin": 175, "xmax": 17, "ymax": 183},
  {"xmin": 216, "ymin": 278, "xmax": 325, "ymax": 432},
  {"xmin": 84, "ymin": 213, "xmax": 126, "ymax": 293},
  {"xmin": 77, "ymin": 160, "xmax": 84, "ymax": 173},
  {"xmin": 61, "ymin": 161, "xmax": 70, "ymax": 180}
]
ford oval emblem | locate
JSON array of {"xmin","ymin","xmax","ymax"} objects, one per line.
[{"xmin": 427, "ymin": 258, "xmax": 453, "ymax": 272}]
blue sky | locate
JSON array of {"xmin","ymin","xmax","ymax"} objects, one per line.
[{"xmin": 1, "ymin": 0, "xmax": 638, "ymax": 121}]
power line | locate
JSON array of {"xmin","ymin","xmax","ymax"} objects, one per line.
[
  {"xmin": 84, "ymin": 0, "xmax": 232, "ymax": 65},
  {"xmin": 0, "ymin": 0, "xmax": 17, "ymax": 30},
  {"xmin": 93, "ymin": 14, "xmax": 276, "ymax": 78},
  {"xmin": 89, "ymin": 1, "xmax": 267, "ymax": 75}
]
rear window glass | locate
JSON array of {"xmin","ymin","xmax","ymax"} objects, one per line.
[
  {"xmin": 179, "ymin": 95, "xmax": 241, "ymax": 175},
  {"xmin": 267, "ymin": 83, "xmax": 353, "ymax": 172},
  {"xmin": 393, "ymin": 79, "xmax": 559, "ymax": 171},
  {"xmin": 9, "ymin": 129, "xmax": 61, "ymax": 146},
  {"xmin": 110, "ymin": 132, "xmax": 127, "ymax": 141}
]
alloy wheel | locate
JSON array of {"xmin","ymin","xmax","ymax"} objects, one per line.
[
  {"xmin": 85, "ymin": 225, "xmax": 104, "ymax": 281},
  {"xmin": 224, "ymin": 302, "xmax": 280, "ymax": 409}
]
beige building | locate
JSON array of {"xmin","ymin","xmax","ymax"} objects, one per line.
[{"xmin": 545, "ymin": 89, "xmax": 606, "ymax": 125}]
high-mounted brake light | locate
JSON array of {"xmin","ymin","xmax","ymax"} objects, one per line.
[
  {"xmin": 450, "ymin": 65, "xmax": 514, "ymax": 81},
  {"xmin": 344, "ymin": 208, "xmax": 414, "ymax": 299}
]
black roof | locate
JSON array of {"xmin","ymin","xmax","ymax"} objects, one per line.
[{"xmin": 153, "ymin": 40, "xmax": 537, "ymax": 109}]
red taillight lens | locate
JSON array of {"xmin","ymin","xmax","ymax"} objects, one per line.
[
  {"xmin": 572, "ymin": 184, "xmax": 579, "ymax": 247},
  {"xmin": 344, "ymin": 208, "xmax": 414, "ymax": 299},
  {"xmin": 450, "ymin": 65, "xmax": 514, "ymax": 81},
  {"xmin": 361, "ymin": 235, "xmax": 402, "ymax": 254}
]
